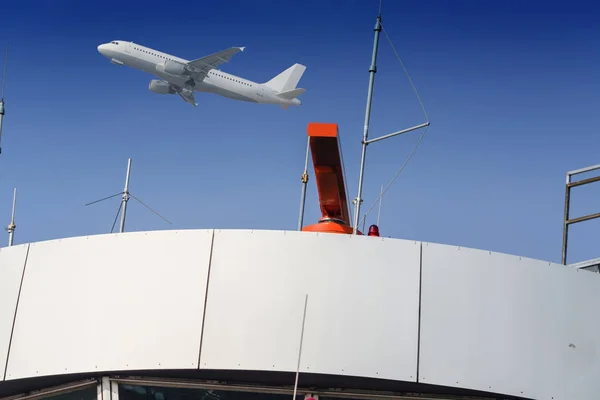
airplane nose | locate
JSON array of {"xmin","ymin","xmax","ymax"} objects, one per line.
[{"xmin": 97, "ymin": 44, "xmax": 107, "ymax": 56}]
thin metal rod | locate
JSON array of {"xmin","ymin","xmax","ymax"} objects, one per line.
[
  {"xmin": 84, "ymin": 192, "xmax": 122, "ymax": 207},
  {"xmin": 561, "ymin": 184, "xmax": 570, "ymax": 265},
  {"xmin": 365, "ymin": 122, "xmax": 430, "ymax": 145},
  {"xmin": 298, "ymin": 136, "xmax": 311, "ymax": 231},
  {"xmin": 130, "ymin": 194, "xmax": 173, "ymax": 224},
  {"xmin": 111, "ymin": 201, "xmax": 123, "ymax": 234},
  {"xmin": 7, "ymin": 188, "xmax": 16, "ymax": 246},
  {"xmin": 119, "ymin": 158, "xmax": 132, "ymax": 233},
  {"xmin": 353, "ymin": 15, "xmax": 382, "ymax": 234},
  {"xmin": 376, "ymin": 184, "xmax": 383, "ymax": 226},
  {"xmin": 567, "ymin": 163, "xmax": 600, "ymax": 178},
  {"xmin": 567, "ymin": 174, "xmax": 600, "ymax": 188},
  {"xmin": 566, "ymin": 212, "xmax": 600, "ymax": 226},
  {"xmin": 292, "ymin": 294, "xmax": 308, "ymax": 400}
]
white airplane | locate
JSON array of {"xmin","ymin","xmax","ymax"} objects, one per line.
[{"xmin": 97, "ymin": 40, "xmax": 306, "ymax": 108}]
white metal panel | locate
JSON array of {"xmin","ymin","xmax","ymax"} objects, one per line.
[
  {"xmin": 200, "ymin": 229, "xmax": 421, "ymax": 381},
  {"xmin": 0, "ymin": 244, "xmax": 28, "ymax": 381},
  {"xmin": 419, "ymin": 242, "xmax": 600, "ymax": 400},
  {"xmin": 5, "ymin": 230, "xmax": 213, "ymax": 380}
]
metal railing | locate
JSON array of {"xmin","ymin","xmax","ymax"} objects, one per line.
[{"xmin": 561, "ymin": 163, "xmax": 600, "ymax": 265}]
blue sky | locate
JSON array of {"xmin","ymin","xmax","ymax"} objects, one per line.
[{"xmin": 0, "ymin": 0, "xmax": 598, "ymax": 264}]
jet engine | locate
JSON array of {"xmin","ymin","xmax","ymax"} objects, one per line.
[
  {"xmin": 163, "ymin": 60, "xmax": 187, "ymax": 75},
  {"xmin": 149, "ymin": 79, "xmax": 176, "ymax": 94}
]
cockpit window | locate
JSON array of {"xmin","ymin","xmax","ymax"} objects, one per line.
[{"xmin": 111, "ymin": 41, "xmax": 119, "ymax": 45}]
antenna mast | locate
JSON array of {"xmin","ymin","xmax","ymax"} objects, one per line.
[
  {"xmin": 85, "ymin": 157, "xmax": 172, "ymax": 233},
  {"xmin": 7, "ymin": 188, "xmax": 16, "ymax": 246},
  {"xmin": 120, "ymin": 158, "xmax": 132, "ymax": 233},
  {"xmin": 351, "ymin": 4, "xmax": 430, "ymax": 234},
  {"xmin": 0, "ymin": 46, "xmax": 8, "ymax": 154},
  {"xmin": 352, "ymin": 13, "xmax": 382, "ymax": 234}
]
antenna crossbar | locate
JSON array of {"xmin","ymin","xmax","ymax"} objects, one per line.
[{"xmin": 364, "ymin": 122, "xmax": 429, "ymax": 145}]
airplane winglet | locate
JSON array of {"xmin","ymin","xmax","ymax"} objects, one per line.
[{"xmin": 238, "ymin": 47, "xmax": 245, "ymax": 52}]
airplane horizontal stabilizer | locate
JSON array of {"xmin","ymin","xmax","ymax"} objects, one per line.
[{"xmin": 277, "ymin": 88, "xmax": 306, "ymax": 100}]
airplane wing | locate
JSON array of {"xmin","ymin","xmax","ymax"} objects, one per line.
[{"xmin": 187, "ymin": 47, "xmax": 245, "ymax": 80}]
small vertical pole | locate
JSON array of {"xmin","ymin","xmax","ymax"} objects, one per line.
[
  {"xmin": 561, "ymin": 174, "xmax": 571, "ymax": 265},
  {"xmin": 292, "ymin": 294, "xmax": 308, "ymax": 400},
  {"xmin": 298, "ymin": 137, "xmax": 311, "ymax": 231},
  {"xmin": 7, "ymin": 188, "xmax": 16, "ymax": 246},
  {"xmin": 353, "ymin": 14, "xmax": 382, "ymax": 234},
  {"xmin": 119, "ymin": 158, "xmax": 132, "ymax": 233}
]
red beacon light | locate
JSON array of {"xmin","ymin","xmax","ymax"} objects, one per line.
[{"xmin": 368, "ymin": 224, "xmax": 380, "ymax": 237}]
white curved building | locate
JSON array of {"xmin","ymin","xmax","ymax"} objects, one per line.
[{"xmin": 1, "ymin": 228, "xmax": 599, "ymax": 400}]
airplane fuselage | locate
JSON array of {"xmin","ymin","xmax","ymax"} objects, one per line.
[{"xmin": 97, "ymin": 40, "xmax": 303, "ymax": 107}]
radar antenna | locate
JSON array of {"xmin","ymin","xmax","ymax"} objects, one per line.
[{"xmin": 85, "ymin": 158, "xmax": 173, "ymax": 233}]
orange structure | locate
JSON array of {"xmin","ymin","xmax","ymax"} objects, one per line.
[{"xmin": 301, "ymin": 123, "xmax": 362, "ymax": 235}]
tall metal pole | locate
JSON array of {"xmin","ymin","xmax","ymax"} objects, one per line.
[
  {"xmin": 119, "ymin": 158, "xmax": 132, "ymax": 233},
  {"xmin": 352, "ymin": 15, "xmax": 382, "ymax": 234},
  {"xmin": 297, "ymin": 136, "xmax": 311, "ymax": 231},
  {"xmin": 0, "ymin": 46, "xmax": 8, "ymax": 155},
  {"xmin": 7, "ymin": 188, "xmax": 16, "ymax": 246}
]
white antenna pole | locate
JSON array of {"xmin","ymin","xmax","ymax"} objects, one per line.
[
  {"xmin": 352, "ymin": 14, "xmax": 382, "ymax": 234},
  {"xmin": 0, "ymin": 46, "xmax": 8, "ymax": 155},
  {"xmin": 292, "ymin": 294, "xmax": 308, "ymax": 400},
  {"xmin": 119, "ymin": 158, "xmax": 132, "ymax": 233},
  {"xmin": 297, "ymin": 137, "xmax": 311, "ymax": 231},
  {"xmin": 376, "ymin": 184, "xmax": 383, "ymax": 226},
  {"xmin": 7, "ymin": 188, "xmax": 16, "ymax": 246}
]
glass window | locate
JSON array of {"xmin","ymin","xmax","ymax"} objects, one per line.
[
  {"xmin": 119, "ymin": 384, "xmax": 304, "ymax": 400},
  {"xmin": 39, "ymin": 386, "xmax": 98, "ymax": 400}
]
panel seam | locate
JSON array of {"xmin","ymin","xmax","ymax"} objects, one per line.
[
  {"xmin": 3, "ymin": 243, "xmax": 31, "ymax": 380},
  {"xmin": 415, "ymin": 241, "xmax": 423, "ymax": 383},
  {"xmin": 197, "ymin": 229, "xmax": 215, "ymax": 369}
]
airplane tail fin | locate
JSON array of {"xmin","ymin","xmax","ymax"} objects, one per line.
[{"xmin": 264, "ymin": 63, "xmax": 306, "ymax": 93}]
